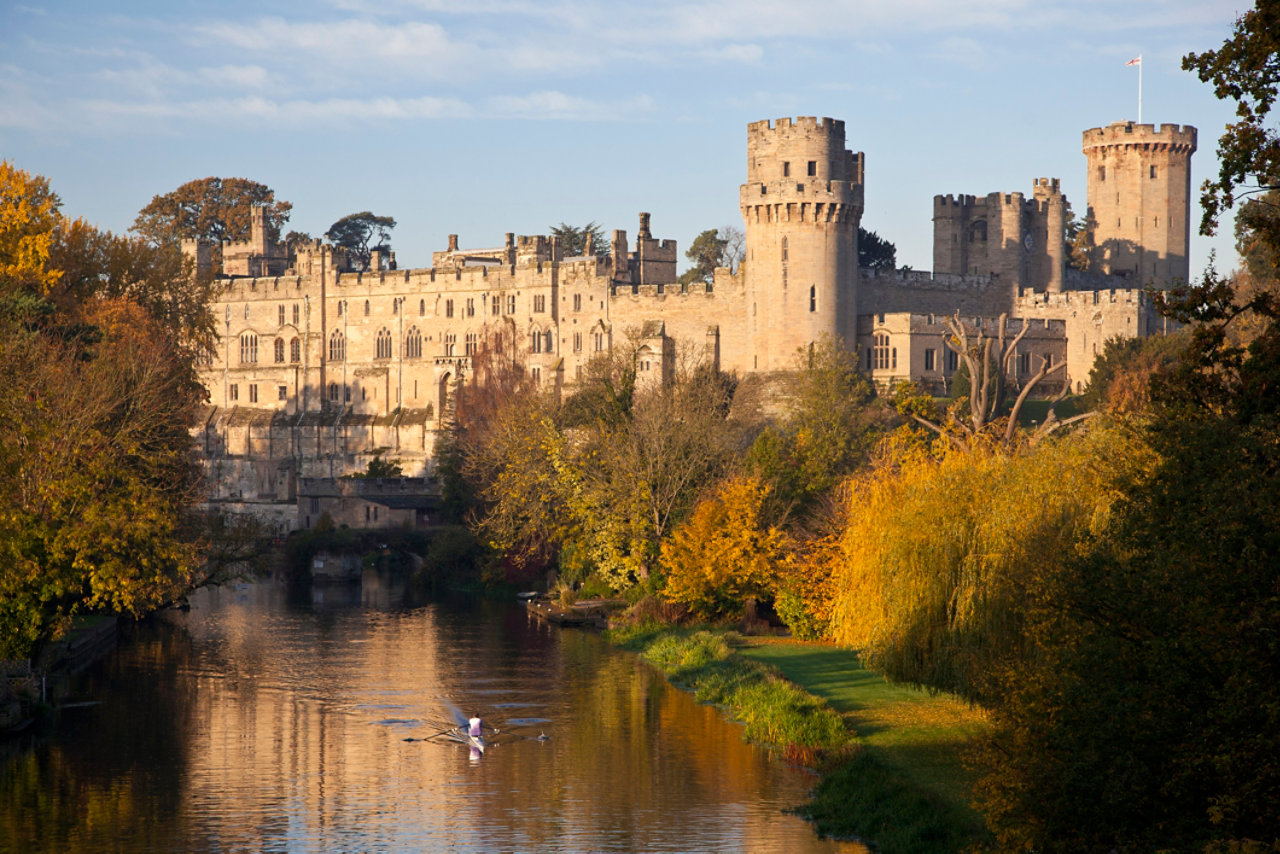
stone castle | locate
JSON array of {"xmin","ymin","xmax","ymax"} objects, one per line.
[{"xmin": 192, "ymin": 116, "xmax": 1194, "ymax": 529}]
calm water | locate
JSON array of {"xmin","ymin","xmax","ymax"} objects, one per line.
[{"xmin": 1, "ymin": 573, "xmax": 862, "ymax": 853}]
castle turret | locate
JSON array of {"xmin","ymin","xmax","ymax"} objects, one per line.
[
  {"xmin": 1082, "ymin": 121, "xmax": 1197, "ymax": 285},
  {"xmin": 1034, "ymin": 178, "xmax": 1066, "ymax": 293},
  {"xmin": 740, "ymin": 117, "xmax": 864, "ymax": 371}
]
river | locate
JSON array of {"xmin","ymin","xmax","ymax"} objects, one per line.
[{"xmin": 1, "ymin": 572, "xmax": 862, "ymax": 853}]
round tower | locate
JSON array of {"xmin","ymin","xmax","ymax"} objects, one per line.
[
  {"xmin": 740, "ymin": 117, "xmax": 864, "ymax": 372},
  {"xmin": 1082, "ymin": 121, "xmax": 1197, "ymax": 285}
]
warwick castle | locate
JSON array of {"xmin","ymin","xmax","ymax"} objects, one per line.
[{"xmin": 193, "ymin": 116, "xmax": 1195, "ymax": 530}]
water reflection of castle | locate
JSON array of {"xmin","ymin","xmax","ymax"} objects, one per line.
[{"xmin": 193, "ymin": 117, "xmax": 1192, "ymax": 525}]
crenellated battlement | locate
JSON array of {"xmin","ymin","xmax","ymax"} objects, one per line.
[{"xmin": 1082, "ymin": 121, "xmax": 1198, "ymax": 154}]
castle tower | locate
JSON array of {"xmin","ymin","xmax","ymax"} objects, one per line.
[
  {"xmin": 1082, "ymin": 121, "xmax": 1197, "ymax": 285},
  {"xmin": 740, "ymin": 117, "xmax": 864, "ymax": 371},
  {"xmin": 1032, "ymin": 178, "xmax": 1066, "ymax": 293}
]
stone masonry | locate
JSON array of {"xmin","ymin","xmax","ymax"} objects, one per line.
[{"xmin": 194, "ymin": 116, "xmax": 1193, "ymax": 526}]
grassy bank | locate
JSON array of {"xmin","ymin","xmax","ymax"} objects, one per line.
[{"xmin": 610, "ymin": 625, "xmax": 991, "ymax": 853}]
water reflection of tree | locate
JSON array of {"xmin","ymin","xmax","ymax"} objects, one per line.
[{"xmin": 0, "ymin": 619, "xmax": 195, "ymax": 852}]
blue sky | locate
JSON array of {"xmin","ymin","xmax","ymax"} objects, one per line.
[{"xmin": 0, "ymin": 0, "xmax": 1250, "ymax": 274}]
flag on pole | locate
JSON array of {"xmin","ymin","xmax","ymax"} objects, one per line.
[{"xmin": 1126, "ymin": 57, "xmax": 1141, "ymax": 66}]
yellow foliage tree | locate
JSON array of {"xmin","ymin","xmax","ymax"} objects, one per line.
[
  {"xmin": 827, "ymin": 423, "xmax": 1153, "ymax": 701},
  {"xmin": 0, "ymin": 161, "xmax": 63, "ymax": 294},
  {"xmin": 660, "ymin": 475, "xmax": 791, "ymax": 620}
]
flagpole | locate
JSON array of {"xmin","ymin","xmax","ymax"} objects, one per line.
[{"xmin": 1138, "ymin": 54, "xmax": 1143, "ymax": 124}]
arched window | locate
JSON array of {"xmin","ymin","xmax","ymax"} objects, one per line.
[
  {"xmin": 290, "ymin": 338, "xmax": 300, "ymax": 363},
  {"xmin": 328, "ymin": 383, "xmax": 340, "ymax": 402},
  {"xmin": 274, "ymin": 338, "xmax": 285, "ymax": 363},
  {"xmin": 337, "ymin": 300, "xmax": 344, "ymax": 317},
  {"xmin": 531, "ymin": 330, "xmax": 542, "ymax": 353},
  {"xmin": 329, "ymin": 330, "xmax": 346, "ymax": 362},
  {"xmin": 465, "ymin": 332, "xmax": 477, "ymax": 355},
  {"xmin": 419, "ymin": 299, "xmax": 425, "ymax": 316},
  {"xmin": 364, "ymin": 300, "xmax": 370, "ymax": 316},
  {"xmin": 443, "ymin": 333, "xmax": 456, "ymax": 357},
  {"xmin": 375, "ymin": 327, "xmax": 392, "ymax": 360},
  {"xmin": 543, "ymin": 330, "xmax": 553, "ymax": 353},
  {"xmin": 873, "ymin": 332, "xmax": 891, "ymax": 370},
  {"xmin": 240, "ymin": 333, "xmax": 258, "ymax": 364},
  {"xmin": 405, "ymin": 326, "xmax": 422, "ymax": 359}
]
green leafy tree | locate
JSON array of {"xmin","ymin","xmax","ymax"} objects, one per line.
[
  {"xmin": 131, "ymin": 177, "xmax": 291, "ymax": 272},
  {"xmin": 549, "ymin": 221, "xmax": 606, "ymax": 257},
  {"xmin": 325, "ymin": 211, "xmax": 396, "ymax": 272},
  {"xmin": 679, "ymin": 228, "xmax": 727, "ymax": 285},
  {"xmin": 1183, "ymin": 1, "xmax": 1280, "ymax": 249},
  {"xmin": 857, "ymin": 226, "xmax": 896, "ymax": 270}
]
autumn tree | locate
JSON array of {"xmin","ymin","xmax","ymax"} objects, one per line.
[
  {"xmin": 0, "ymin": 161, "xmax": 63, "ymax": 294},
  {"xmin": 549, "ymin": 222, "xmax": 606, "ymax": 257},
  {"xmin": 131, "ymin": 177, "xmax": 291, "ymax": 273},
  {"xmin": 660, "ymin": 475, "xmax": 790, "ymax": 620},
  {"xmin": 325, "ymin": 211, "xmax": 396, "ymax": 272}
]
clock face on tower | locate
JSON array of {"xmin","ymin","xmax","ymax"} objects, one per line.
[{"xmin": 1023, "ymin": 233, "xmax": 1034, "ymax": 251}]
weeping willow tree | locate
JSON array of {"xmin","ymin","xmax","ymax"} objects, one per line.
[{"xmin": 826, "ymin": 423, "xmax": 1154, "ymax": 702}]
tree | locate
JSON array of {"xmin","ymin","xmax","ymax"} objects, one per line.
[
  {"xmin": 857, "ymin": 226, "xmax": 896, "ymax": 270},
  {"xmin": 1064, "ymin": 200, "xmax": 1093, "ymax": 271},
  {"xmin": 660, "ymin": 475, "xmax": 790, "ymax": 620},
  {"xmin": 325, "ymin": 211, "xmax": 396, "ymax": 272},
  {"xmin": 549, "ymin": 222, "xmax": 606, "ymax": 257},
  {"xmin": 284, "ymin": 230, "xmax": 314, "ymax": 252},
  {"xmin": 0, "ymin": 161, "xmax": 63, "ymax": 295},
  {"xmin": 895, "ymin": 313, "xmax": 1089, "ymax": 450},
  {"xmin": 131, "ymin": 177, "xmax": 292, "ymax": 267},
  {"xmin": 680, "ymin": 228, "xmax": 727, "ymax": 285},
  {"xmin": 1183, "ymin": 1, "xmax": 1280, "ymax": 249}
]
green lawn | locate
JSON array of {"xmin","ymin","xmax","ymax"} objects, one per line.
[{"xmin": 738, "ymin": 640, "xmax": 988, "ymax": 828}]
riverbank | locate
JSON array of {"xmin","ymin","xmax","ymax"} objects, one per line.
[{"xmin": 610, "ymin": 626, "xmax": 991, "ymax": 853}]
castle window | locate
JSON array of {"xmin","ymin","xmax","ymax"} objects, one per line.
[
  {"xmin": 924, "ymin": 348, "xmax": 936, "ymax": 371},
  {"xmin": 229, "ymin": 384, "xmax": 238, "ymax": 402},
  {"xmin": 594, "ymin": 332, "xmax": 605, "ymax": 352},
  {"xmin": 445, "ymin": 299, "xmax": 454, "ymax": 318},
  {"xmin": 240, "ymin": 333, "xmax": 258, "ymax": 364},
  {"xmin": 1154, "ymin": 216, "xmax": 1159, "ymax": 227},
  {"xmin": 249, "ymin": 384, "xmax": 258, "ymax": 404},
  {"xmin": 406, "ymin": 327, "xmax": 423, "ymax": 359},
  {"xmin": 466, "ymin": 298, "xmax": 475, "ymax": 317},
  {"xmin": 809, "ymin": 285, "xmax": 816, "ymax": 312},
  {"xmin": 781, "ymin": 236, "xmax": 788, "ymax": 262},
  {"xmin": 290, "ymin": 338, "xmax": 300, "ymax": 363},
  {"xmin": 873, "ymin": 333, "xmax": 891, "ymax": 370},
  {"xmin": 337, "ymin": 300, "xmax": 344, "ymax": 317},
  {"xmin": 419, "ymin": 299, "xmax": 426, "ymax": 316},
  {"xmin": 508, "ymin": 295, "xmax": 517, "ymax": 314},
  {"xmin": 531, "ymin": 366, "xmax": 541, "ymax": 384},
  {"xmin": 1018, "ymin": 352, "xmax": 1031, "ymax": 375},
  {"xmin": 364, "ymin": 300, "xmax": 370, "ymax": 316},
  {"xmin": 783, "ymin": 161, "xmax": 790, "ymax": 177},
  {"xmin": 531, "ymin": 330, "xmax": 542, "ymax": 353},
  {"xmin": 392, "ymin": 299, "xmax": 399, "ymax": 315},
  {"xmin": 1099, "ymin": 166, "xmax": 1106, "ymax": 181},
  {"xmin": 274, "ymin": 338, "xmax": 285, "ymax": 363},
  {"xmin": 465, "ymin": 332, "xmax": 477, "ymax": 356},
  {"xmin": 807, "ymin": 161, "xmax": 816, "ymax": 177},
  {"xmin": 533, "ymin": 294, "xmax": 546, "ymax": 313},
  {"xmin": 278, "ymin": 385, "xmax": 288, "ymax": 401},
  {"xmin": 947, "ymin": 349, "xmax": 958, "ymax": 372},
  {"xmin": 375, "ymin": 327, "xmax": 392, "ymax": 360},
  {"xmin": 328, "ymin": 383, "xmax": 339, "ymax": 402},
  {"xmin": 573, "ymin": 332, "xmax": 582, "ymax": 352},
  {"xmin": 444, "ymin": 333, "xmax": 456, "ymax": 357},
  {"xmin": 891, "ymin": 348, "xmax": 897, "ymax": 369},
  {"xmin": 329, "ymin": 330, "xmax": 345, "ymax": 362},
  {"xmin": 573, "ymin": 293, "xmax": 582, "ymax": 312},
  {"xmin": 1150, "ymin": 165, "xmax": 1157, "ymax": 179},
  {"xmin": 293, "ymin": 304, "xmax": 300, "ymax": 325},
  {"xmin": 345, "ymin": 385, "xmax": 351, "ymax": 402},
  {"xmin": 278, "ymin": 305, "xmax": 286, "ymax": 326},
  {"xmin": 544, "ymin": 330, "xmax": 553, "ymax": 353},
  {"xmin": 492, "ymin": 296, "xmax": 500, "ymax": 315}
]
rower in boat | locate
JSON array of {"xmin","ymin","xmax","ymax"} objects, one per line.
[{"xmin": 467, "ymin": 712, "xmax": 486, "ymax": 750}]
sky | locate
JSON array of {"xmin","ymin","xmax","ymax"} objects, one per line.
[{"xmin": 0, "ymin": 0, "xmax": 1253, "ymax": 274}]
